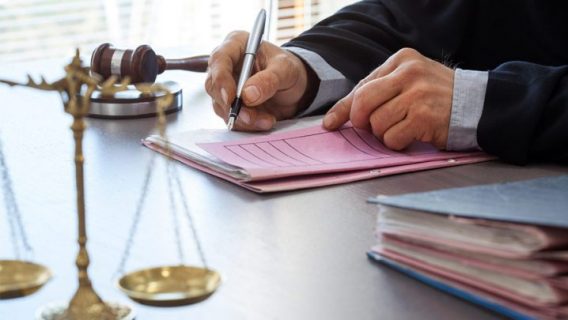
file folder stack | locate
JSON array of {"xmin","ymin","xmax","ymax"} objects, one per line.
[{"xmin": 368, "ymin": 176, "xmax": 568, "ymax": 320}]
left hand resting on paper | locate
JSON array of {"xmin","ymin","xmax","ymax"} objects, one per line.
[{"xmin": 323, "ymin": 48, "xmax": 454, "ymax": 150}]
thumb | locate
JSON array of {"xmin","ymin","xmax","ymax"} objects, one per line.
[
  {"xmin": 241, "ymin": 65, "xmax": 282, "ymax": 106},
  {"xmin": 323, "ymin": 92, "xmax": 354, "ymax": 130}
]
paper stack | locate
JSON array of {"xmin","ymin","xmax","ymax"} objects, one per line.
[{"xmin": 368, "ymin": 175, "xmax": 568, "ymax": 320}]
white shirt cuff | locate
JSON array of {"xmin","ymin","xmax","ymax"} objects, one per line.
[
  {"xmin": 446, "ymin": 68, "xmax": 489, "ymax": 151},
  {"xmin": 285, "ymin": 47, "xmax": 354, "ymax": 117}
]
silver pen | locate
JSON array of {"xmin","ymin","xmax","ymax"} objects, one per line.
[{"xmin": 227, "ymin": 9, "xmax": 267, "ymax": 130}]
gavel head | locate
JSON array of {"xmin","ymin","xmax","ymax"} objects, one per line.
[{"xmin": 91, "ymin": 43, "xmax": 165, "ymax": 83}]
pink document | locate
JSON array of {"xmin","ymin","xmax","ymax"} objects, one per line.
[
  {"xmin": 197, "ymin": 124, "xmax": 491, "ymax": 181},
  {"xmin": 144, "ymin": 123, "xmax": 494, "ymax": 193}
]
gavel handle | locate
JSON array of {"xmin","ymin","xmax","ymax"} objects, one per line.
[{"xmin": 162, "ymin": 55, "xmax": 209, "ymax": 73}]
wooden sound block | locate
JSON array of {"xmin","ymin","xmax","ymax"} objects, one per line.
[{"xmin": 86, "ymin": 81, "xmax": 182, "ymax": 119}]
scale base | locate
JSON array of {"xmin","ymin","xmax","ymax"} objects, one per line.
[
  {"xmin": 36, "ymin": 301, "xmax": 135, "ymax": 320},
  {"xmin": 87, "ymin": 81, "xmax": 182, "ymax": 119}
]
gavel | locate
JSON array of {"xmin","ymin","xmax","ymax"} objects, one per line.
[{"xmin": 90, "ymin": 43, "xmax": 209, "ymax": 83}]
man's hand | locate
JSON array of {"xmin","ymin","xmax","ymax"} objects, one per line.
[
  {"xmin": 205, "ymin": 31, "xmax": 312, "ymax": 131},
  {"xmin": 323, "ymin": 48, "xmax": 454, "ymax": 150}
]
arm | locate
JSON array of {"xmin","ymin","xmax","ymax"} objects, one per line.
[
  {"xmin": 283, "ymin": 0, "xmax": 474, "ymax": 83},
  {"xmin": 287, "ymin": 1, "xmax": 568, "ymax": 164},
  {"xmin": 285, "ymin": 48, "xmax": 491, "ymax": 152},
  {"xmin": 284, "ymin": 47, "xmax": 354, "ymax": 117},
  {"xmin": 479, "ymin": 62, "xmax": 568, "ymax": 164},
  {"xmin": 282, "ymin": 1, "xmax": 481, "ymax": 150}
]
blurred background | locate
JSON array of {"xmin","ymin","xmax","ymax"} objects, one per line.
[{"xmin": 0, "ymin": 0, "xmax": 356, "ymax": 62}]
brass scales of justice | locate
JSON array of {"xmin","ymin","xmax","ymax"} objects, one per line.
[{"xmin": 0, "ymin": 47, "xmax": 220, "ymax": 319}]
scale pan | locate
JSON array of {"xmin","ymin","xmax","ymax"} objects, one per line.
[
  {"xmin": 117, "ymin": 265, "xmax": 221, "ymax": 306},
  {"xmin": 0, "ymin": 260, "xmax": 52, "ymax": 299}
]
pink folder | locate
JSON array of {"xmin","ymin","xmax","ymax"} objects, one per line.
[
  {"xmin": 373, "ymin": 253, "xmax": 568, "ymax": 320},
  {"xmin": 373, "ymin": 243, "xmax": 568, "ymax": 307},
  {"xmin": 378, "ymin": 216, "xmax": 568, "ymax": 259},
  {"xmin": 144, "ymin": 123, "xmax": 495, "ymax": 193},
  {"xmin": 380, "ymin": 235, "xmax": 568, "ymax": 285},
  {"xmin": 379, "ymin": 234, "xmax": 568, "ymax": 278}
]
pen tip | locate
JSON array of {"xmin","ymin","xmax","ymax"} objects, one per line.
[{"xmin": 227, "ymin": 117, "xmax": 235, "ymax": 131}]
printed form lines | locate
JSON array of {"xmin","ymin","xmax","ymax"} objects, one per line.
[{"xmin": 222, "ymin": 129, "xmax": 401, "ymax": 168}]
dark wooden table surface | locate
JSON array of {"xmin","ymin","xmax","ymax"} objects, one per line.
[{"xmin": 1, "ymin": 57, "xmax": 567, "ymax": 320}]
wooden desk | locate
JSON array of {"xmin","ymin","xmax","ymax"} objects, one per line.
[{"xmin": 1, "ymin": 58, "xmax": 567, "ymax": 320}]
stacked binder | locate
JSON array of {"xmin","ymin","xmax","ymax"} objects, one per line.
[{"xmin": 368, "ymin": 176, "xmax": 568, "ymax": 320}]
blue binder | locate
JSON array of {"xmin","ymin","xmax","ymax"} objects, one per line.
[
  {"xmin": 367, "ymin": 175, "xmax": 568, "ymax": 319},
  {"xmin": 369, "ymin": 175, "xmax": 568, "ymax": 228}
]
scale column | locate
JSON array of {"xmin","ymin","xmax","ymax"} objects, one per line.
[{"xmin": 66, "ymin": 113, "xmax": 115, "ymax": 319}]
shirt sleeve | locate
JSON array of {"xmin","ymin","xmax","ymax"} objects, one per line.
[
  {"xmin": 446, "ymin": 68, "xmax": 489, "ymax": 151},
  {"xmin": 285, "ymin": 47, "xmax": 354, "ymax": 117}
]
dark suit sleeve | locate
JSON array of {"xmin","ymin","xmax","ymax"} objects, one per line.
[
  {"xmin": 283, "ymin": 0, "xmax": 474, "ymax": 83},
  {"xmin": 478, "ymin": 63, "xmax": 568, "ymax": 164}
]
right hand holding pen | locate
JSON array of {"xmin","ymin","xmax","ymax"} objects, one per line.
[{"xmin": 205, "ymin": 31, "xmax": 311, "ymax": 131}]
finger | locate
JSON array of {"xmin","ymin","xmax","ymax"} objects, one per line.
[
  {"xmin": 368, "ymin": 95, "xmax": 408, "ymax": 139},
  {"xmin": 233, "ymin": 107, "xmax": 276, "ymax": 131},
  {"xmin": 350, "ymin": 75, "xmax": 402, "ymax": 128},
  {"xmin": 214, "ymin": 31, "xmax": 248, "ymax": 69},
  {"xmin": 241, "ymin": 68, "xmax": 278, "ymax": 106},
  {"xmin": 382, "ymin": 119, "xmax": 418, "ymax": 151},
  {"xmin": 351, "ymin": 47, "xmax": 408, "ymax": 80},
  {"xmin": 355, "ymin": 47, "xmax": 410, "ymax": 88},
  {"xmin": 212, "ymin": 100, "xmax": 229, "ymax": 122},
  {"xmin": 322, "ymin": 75, "xmax": 373, "ymax": 131},
  {"xmin": 323, "ymin": 91, "xmax": 355, "ymax": 130},
  {"xmin": 241, "ymin": 54, "xmax": 296, "ymax": 106},
  {"xmin": 207, "ymin": 54, "xmax": 237, "ymax": 108},
  {"xmin": 206, "ymin": 32, "xmax": 248, "ymax": 107},
  {"xmin": 212, "ymin": 101, "xmax": 275, "ymax": 131},
  {"xmin": 323, "ymin": 48, "xmax": 410, "ymax": 131}
]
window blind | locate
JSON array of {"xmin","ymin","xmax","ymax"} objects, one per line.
[
  {"xmin": 275, "ymin": 0, "xmax": 320, "ymax": 43},
  {"xmin": 0, "ymin": 0, "xmax": 140, "ymax": 61},
  {"xmin": 0, "ymin": 0, "xmax": 352, "ymax": 62}
]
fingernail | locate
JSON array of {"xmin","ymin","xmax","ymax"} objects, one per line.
[
  {"xmin": 239, "ymin": 111, "xmax": 251, "ymax": 125},
  {"xmin": 244, "ymin": 86, "xmax": 260, "ymax": 103},
  {"xmin": 323, "ymin": 113, "xmax": 337, "ymax": 128},
  {"xmin": 256, "ymin": 117, "xmax": 273, "ymax": 130},
  {"xmin": 221, "ymin": 88, "xmax": 229, "ymax": 106}
]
